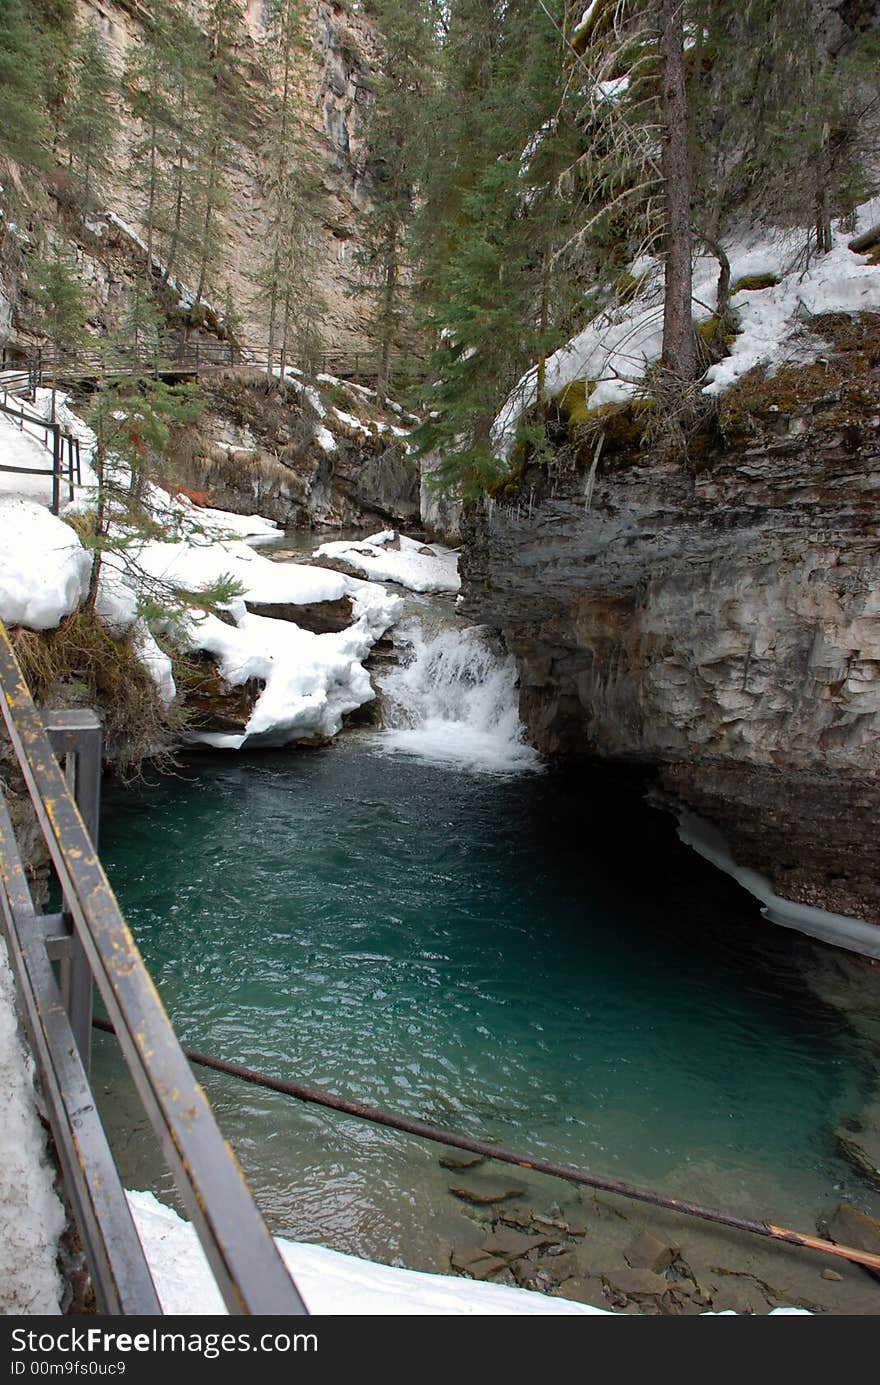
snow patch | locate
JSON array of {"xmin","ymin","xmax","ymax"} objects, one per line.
[
  {"xmin": 0, "ymin": 941, "xmax": 65, "ymax": 1314},
  {"xmin": 0, "ymin": 496, "xmax": 91, "ymax": 630},
  {"xmin": 313, "ymin": 531, "xmax": 460, "ymax": 595},
  {"xmin": 126, "ymin": 1190, "xmax": 812, "ymax": 1316}
]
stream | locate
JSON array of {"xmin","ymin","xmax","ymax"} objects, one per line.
[{"xmin": 92, "ymin": 573, "xmax": 880, "ymax": 1309}]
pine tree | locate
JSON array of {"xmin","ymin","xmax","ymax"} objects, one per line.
[
  {"xmin": 124, "ymin": 0, "xmax": 196, "ymax": 273},
  {"xmin": 84, "ymin": 374, "xmax": 238, "ymax": 625},
  {"xmin": 354, "ymin": 0, "xmax": 436, "ymax": 405},
  {"xmin": 690, "ymin": 1, "xmax": 880, "ymax": 260},
  {"xmin": 0, "ymin": 0, "xmax": 51, "ymax": 169},
  {"xmin": 64, "ymin": 20, "xmax": 119, "ymax": 209},
  {"xmin": 190, "ymin": 0, "xmax": 251, "ymax": 308},
  {"xmin": 258, "ymin": 0, "xmax": 326, "ymax": 375},
  {"xmin": 413, "ymin": 0, "xmax": 580, "ymax": 491},
  {"xmin": 27, "ymin": 244, "xmax": 89, "ymax": 421}
]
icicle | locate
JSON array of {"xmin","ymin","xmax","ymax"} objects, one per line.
[{"xmin": 583, "ymin": 430, "xmax": 605, "ymax": 512}]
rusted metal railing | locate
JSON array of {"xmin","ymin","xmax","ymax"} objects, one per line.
[{"xmin": 0, "ymin": 623, "xmax": 307, "ymax": 1315}]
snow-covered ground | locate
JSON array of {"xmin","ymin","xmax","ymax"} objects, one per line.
[
  {"xmin": 0, "ymin": 391, "xmax": 417, "ymax": 748},
  {"xmin": 0, "ymin": 945, "xmax": 66, "ymax": 1314},
  {"xmin": 493, "ymin": 196, "xmax": 880, "ymax": 459},
  {"xmin": 314, "ymin": 530, "xmax": 461, "ymax": 595}
]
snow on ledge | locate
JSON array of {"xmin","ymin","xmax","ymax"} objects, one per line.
[
  {"xmin": 491, "ymin": 196, "xmax": 880, "ymax": 461},
  {"xmin": 677, "ymin": 809, "xmax": 880, "ymax": 960},
  {"xmin": 127, "ymin": 1190, "xmax": 810, "ymax": 1316},
  {"xmin": 313, "ymin": 531, "xmax": 461, "ymax": 595}
]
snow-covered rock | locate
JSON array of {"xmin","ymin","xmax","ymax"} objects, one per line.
[
  {"xmin": 181, "ymin": 603, "xmax": 391, "ymax": 749},
  {"xmin": 314, "ymin": 531, "xmax": 461, "ymax": 595}
]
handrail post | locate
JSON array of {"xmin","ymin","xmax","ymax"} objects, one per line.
[
  {"xmin": 47, "ymin": 710, "xmax": 102, "ymax": 1076},
  {"xmin": 51, "ymin": 426, "xmax": 60, "ymax": 516}
]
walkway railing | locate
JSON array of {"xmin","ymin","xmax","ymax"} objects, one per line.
[
  {"xmin": 0, "ymin": 395, "xmax": 79, "ymax": 515},
  {"xmin": 6, "ymin": 343, "xmax": 428, "ymax": 391},
  {"xmin": 0, "ymin": 623, "xmax": 307, "ymax": 1315}
]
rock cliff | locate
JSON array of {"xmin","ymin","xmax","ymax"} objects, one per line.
[
  {"xmin": 460, "ymin": 313, "xmax": 880, "ymax": 921},
  {"xmin": 60, "ymin": 0, "xmax": 381, "ymax": 352}
]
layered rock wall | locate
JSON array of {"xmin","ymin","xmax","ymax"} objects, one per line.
[{"xmin": 461, "ymin": 315, "xmax": 880, "ymax": 919}]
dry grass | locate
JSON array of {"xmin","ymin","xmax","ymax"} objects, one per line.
[{"xmin": 10, "ymin": 608, "xmax": 186, "ymax": 780}]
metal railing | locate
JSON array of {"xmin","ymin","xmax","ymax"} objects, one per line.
[
  {"xmin": 0, "ymin": 623, "xmax": 307, "ymax": 1315},
  {"xmin": 0, "ymin": 396, "xmax": 80, "ymax": 515}
]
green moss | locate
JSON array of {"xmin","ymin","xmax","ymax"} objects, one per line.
[
  {"xmin": 556, "ymin": 379, "xmax": 592, "ymax": 427},
  {"xmin": 613, "ymin": 271, "xmax": 646, "ymax": 304},
  {"xmin": 731, "ymin": 272, "xmax": 779, "ymax": 294},
  {"xmin": 569, "ymin": 397, "xmax": 658, "ymax": 460},
  {"xmin": 696, "ymin": 312, "xmax": 739, "ymax": 365}
]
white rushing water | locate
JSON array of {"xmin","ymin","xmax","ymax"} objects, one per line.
[{"xmin": 375, "ymin": 616, "xmax": 542, "ymax": 773}]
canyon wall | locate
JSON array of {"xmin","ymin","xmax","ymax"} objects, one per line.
[
  {"xmin": 461, "ymin": 314, "xmax": 880, "ymax": 921},
  {"xmin": 66, "ymin": 0, "xmax": 380, "ymax": 352}
]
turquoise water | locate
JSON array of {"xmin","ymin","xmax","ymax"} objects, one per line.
[{"xmin": 94, "ymin": 737, "xmax": 880, "ymax": 1270}]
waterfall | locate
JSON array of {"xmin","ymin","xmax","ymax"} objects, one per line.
[{"xmin": 375, "ymin": 617, "xmax": 541, "ymax": 773}]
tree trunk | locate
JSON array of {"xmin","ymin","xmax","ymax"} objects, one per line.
[
  {"xmin": 815, "ymin": 123, "xmax": 832, "ymax": 255},
  {"xmin": 378, "ymin": 231, "xmax": 398, "ymax": 409},
  {"xmin": 267, "ymin": 10, "xmax": 293, "ymax": 380},
  {"xmin": 162, "ymin": 144, "xmax": 186, "ymax": 287},
  {"xmin": 658, "ymin": 0, "xmax": 694, "ymax": 379},
  {"xmin": 145, "ymin": 115, "xmax": 158, "ymax": 270},
  {"xmin": 195, "ymin": 149, "xmax": 219, "ymax": 307},
  {"xmin": 536, "ymin": 248, "xmax": 550, "ymax": 400},
  {"xmin": 279, "ymin": 287, "xmax": 291, "ymax": 380}
]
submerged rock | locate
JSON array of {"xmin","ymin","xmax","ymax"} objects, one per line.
[
  {"xmin": 624, "ymin": 1230, "xmax": 679, "ymax": 1274},
  {"xmin": 819, "ymin": 1203, "xmax": 880, "ymax": 1281},
  {"xmin": 835, "ymin": 1102, "xmax": 880, "ymax": 1190},
  {"xmin": 480, "ymin": 1228, "xmax": 554, "ymax": 1260},
  {"xmin": 438, "ymin": 1152, "xmax": 484, "ymax": 1172},
  {"xmin": 602, "ymin": 1266, "xmax": 670, "ymax": 1303},
  {"xmin": 448, "ymin": 1175, "xmax": 528, "ymax": 1206}
]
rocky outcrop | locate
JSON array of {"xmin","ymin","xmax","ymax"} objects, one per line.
[
  {"xmin": 166, "ymin": 370, "xmax": 420, "ymax": 530},
  {"xmin": 461, "ymin": 313, "xmax": 880, "ymax": 921}
]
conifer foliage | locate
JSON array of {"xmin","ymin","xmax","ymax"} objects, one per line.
[
  {"xmin": 0, "ymin": 0, "xmax": 52, "ymax": 169},
  {"xmin": 63, "ymin": 19, "xmax": 119, "ymax": 209}
]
